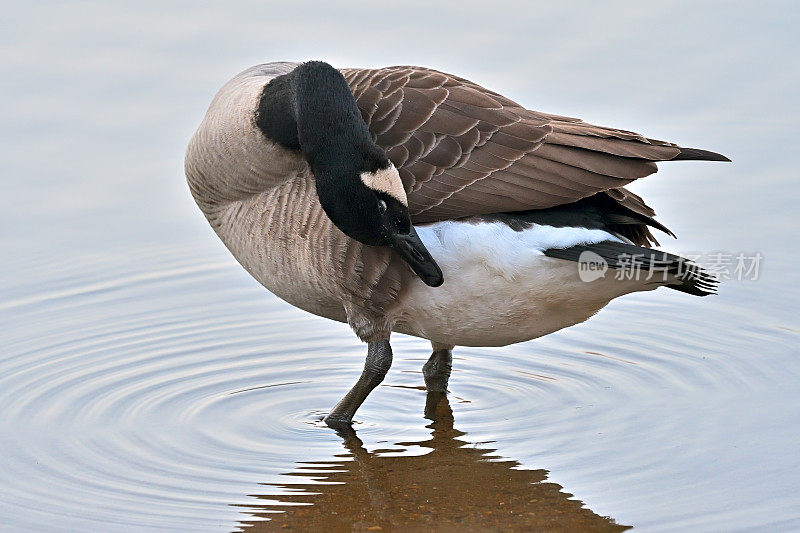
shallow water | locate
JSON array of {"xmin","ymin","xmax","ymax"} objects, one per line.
[{"xmin": 2, "ymin": 2, "xmax": 799, "ymax": 531}]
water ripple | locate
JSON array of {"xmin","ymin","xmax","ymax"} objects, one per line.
[{"xmin": 1, "ymin": 244, "xmax": 798, "ymax": 531}]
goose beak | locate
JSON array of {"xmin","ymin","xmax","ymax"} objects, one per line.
[{"xmin": 389, "ymin": 226, "xmax": 444, "ymax": 287}]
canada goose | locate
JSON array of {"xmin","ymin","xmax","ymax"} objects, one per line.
[{"xmin": 185, "ymin": 61, "xmax": 727, "ymax": 427}]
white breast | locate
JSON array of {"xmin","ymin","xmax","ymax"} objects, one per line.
[{"xmin": 395, "ymin": 220, "xmax": 660, "ymax": 347}]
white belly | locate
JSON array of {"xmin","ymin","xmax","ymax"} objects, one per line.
[{"xmin": 395, "ymin": 221, "xmax": 660, "ymax": 347}]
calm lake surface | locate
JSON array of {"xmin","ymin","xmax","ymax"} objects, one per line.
[{"xmin": 2, "ymin": 2, "xmax": 799, "ymax": 531}]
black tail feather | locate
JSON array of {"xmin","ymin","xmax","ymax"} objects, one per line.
[
  {"xmin": 672, "ymin": 147, "xmax": 731, "ymax": 162},
  {"xmin": 543, "ymin": 241, "xmax": 719, "ymax": 297}
]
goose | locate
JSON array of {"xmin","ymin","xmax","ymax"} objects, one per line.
[{"xmin": 185, "ymin": 61, "xmax": 728, "ymax": 427}]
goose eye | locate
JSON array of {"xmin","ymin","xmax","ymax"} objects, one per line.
[{"xmin": 377, "ymin": 199, "xmax": 387, "ymax": 214}]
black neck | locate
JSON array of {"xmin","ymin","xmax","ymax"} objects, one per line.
[{"xmin": 255, "ymin": 61, "xmax": 387, "ymax": 176}]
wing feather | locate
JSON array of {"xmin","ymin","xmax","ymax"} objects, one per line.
[{"xmin": 341, "ymin": 65, "xmax": 724, "ymax": 229}]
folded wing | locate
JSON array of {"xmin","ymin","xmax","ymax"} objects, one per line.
[{"xmin": 341, "ymin": 65, "xmax": 727, "ymax": 232}]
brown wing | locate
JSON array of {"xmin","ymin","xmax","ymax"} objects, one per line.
[{"xmin": 341, "ymin": 66, "xmax": 720, "ymax": 228}]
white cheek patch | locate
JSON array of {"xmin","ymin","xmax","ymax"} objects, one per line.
[{"xmin": 360, "ymin": 164, "xmax": 408, "ymax": 206}]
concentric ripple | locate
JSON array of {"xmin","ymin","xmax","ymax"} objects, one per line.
[{"xmin": 1, "ymin": 243, "xmax": 798, "ymax": 531}]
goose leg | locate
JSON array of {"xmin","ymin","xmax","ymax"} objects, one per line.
[
  {"xmin": 324, "ymin": 340, "xmax": 393, "ymax": 428},
  {"xmin": 422, "ymin": 342, "xmax": 454, "ymax": 393},
  {"xmin": 423, "ymin": 343, "xmax": 454, "ymax": 420}
]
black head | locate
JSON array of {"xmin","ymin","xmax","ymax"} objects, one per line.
[
  {"xmin": 255, "ymin": 61, "xmax": 443, "ymax": 287},
  {"xmin": 314, "ymin": 158, "xmax": 444, "ymax": 287}
]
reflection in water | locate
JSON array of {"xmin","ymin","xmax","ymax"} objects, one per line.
[
  {"xmin": 241, "ymin": 392, "xmax": 629, "ymax": 531},
  {"xmin": 4, "ymin": 246, "xmax": 796, "ymax": 531}
]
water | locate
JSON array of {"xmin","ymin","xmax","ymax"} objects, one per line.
[{"xmin": 2, "ymin": 2, "xmax": 799, "ymax": 531}]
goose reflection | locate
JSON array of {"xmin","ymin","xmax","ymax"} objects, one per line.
[{"xmin": 239, "ymin": 391, "xmax": 629, "ymax": 531}]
